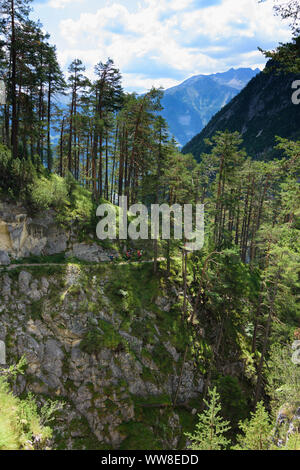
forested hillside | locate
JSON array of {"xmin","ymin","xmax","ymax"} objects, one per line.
[
  {"xmin": 0, "ymin": 0, "xmax": 299, "ymax": 452},
  {"xmin": 182, "ymin": 64, "xmax": 300, "ymax": 160}
]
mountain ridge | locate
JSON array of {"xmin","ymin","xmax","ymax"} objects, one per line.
[
  {"xmin": 181, "ymin": 64, "xmax": 300, "ymax": 159},
  {"xmin": 160, "ymin": 67, "xmax": 260, "ymax": 146}
]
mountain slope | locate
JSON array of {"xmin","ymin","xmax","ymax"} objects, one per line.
[
  {"xmin": 161, "ymin": 68, "xmax": 259, "ymax": 146},
  {"xmin": 182, "ymin": 64, "xmax": 300, "ymax": 160}
]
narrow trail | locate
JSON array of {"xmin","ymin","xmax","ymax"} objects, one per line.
[{"xmin": 0, "ymin": 257, "xmax": 166, "ymax": 271}]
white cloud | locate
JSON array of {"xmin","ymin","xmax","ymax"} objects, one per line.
[
  {"xmin": 180, "ymin": 0, "xmax": 290, "ymax": 41},
  {"xmin": 48, "ymin": 0, "xmax": 84, "ymax": 9},
  {"xmin": 122, "ymin": 73, "xmax": 181, "ymax": 92},
  {"xmin": 44, "ymin": 0, "xmax": 292, "ymax": 91}
]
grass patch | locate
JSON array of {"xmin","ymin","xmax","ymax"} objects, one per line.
[
  {"xmin": 152, "ymin": 344, "xmax": 174, "ymax": 373},
  {"xmin": 105, "ymin": 263, "xmax": 160, "ymax": 308},
  {"xmin": 80, "ymin": 319, "xmax": 125, "ymax": 353},
  {"xmin": 29, "ymin": 299, "xmax": 44, "ymax": 319},
  {"xmin": 11, "ymin": 253, "xmax": 66, "ymax": 264},
  {"xmin": 118, "ymin": 422, "xmax": 162, "ymax": 450}
]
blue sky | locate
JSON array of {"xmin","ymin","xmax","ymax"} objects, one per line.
[{"xmin": 32, "ymin": 0, "xmax": 291, "ymax": 92}]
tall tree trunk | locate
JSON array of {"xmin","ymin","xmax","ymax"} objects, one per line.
[
  {"xmin": 254, "ymin": 272, "xmax": 280, "ymax": 407},
  {"xmin": 85, "ymin": 132, "xmax": 90, "ymax": 188},
  {"xmin": 118, "ymin": 127, "xmax": 125, "ymax": 200},
  {"xmin": 105, "ymin": 135, "xmax": 109, "ymax": 200},
  {"xmin": 214, "ymin": 154, "xmax": 225, "ymax": 245},
  {"xmin": 98, "ymin": 130, "xmax": 103, "ymax": 196},
  {"xmin": 67, "ymin": 91, "xmax": 75, "ymax": 173},
  {"xmin": 110, "ymin": 125, "xmax": 118, "ymax": 203},
  {"xmin": 59, "ymin": 116, "xmax": 65, "ymax": 177},
  {"xmin": 47, "ymin": 76, "xmax": 52, "ymax": 171},
  {"xmin": 4, "ymin": 104, "xmax": 10, "ymax": 147},
  {"xmin": 153, "ymin": 239, "xmax": 158, "ymax": 274},
  {"xmin": 91, "ymin": 133, "xmax": 98, "ymax": 196},
  {"xmin": 251, "ymin": 177, "xmax": 270, "ymax": 260},
  {"xmin": 11, "ymin": 0, "xmax": 18, "ymax": 158},
  {"xmin": 166, "ymin": 240, "xmax": 170, "ymax": 277}
]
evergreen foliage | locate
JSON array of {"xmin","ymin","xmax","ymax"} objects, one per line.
[
  {"xmin": 0, "ymin": 0, "xmax": 299, "ymax": 451},
  {"xmin": 185, "ymin": 387, "xmax": 231, "ymax": 450},
  {"xmin": 233, "ymin": 402, "xmax": 273, "ymax": 450},
  {"xmin": 0, "ymin": 359, "xmax": 59, "ymax": 450}
]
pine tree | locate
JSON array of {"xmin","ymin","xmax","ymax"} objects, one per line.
[
  {"xmin": 185, "ymin": 387, "xmax": 231, "ymax": 450},
  {"xmin": 67, "ymin": 59, "xmax": 88, "ymax": 176},
  {"xmin": 233, "ymin": 402, "xmax": 273, "ymax": 450},
  {"xmin": 259, "ymin": 0, "xmax": 300, "ymax": 72},
  {"xmin": 44, "ymin": 44, "xmax": 65, "ymax": 171},
  {"xmin": 0, "ymin": 0, "xmax": 33, "ymax": 157},
  {"xmin": 92, "ymin": 58, "xmax": 122, "ymax": 196}
]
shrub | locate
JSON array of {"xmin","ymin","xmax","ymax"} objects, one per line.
[
  {"xmin": 80, "ymin": 321, "xmax": 124, "ymax": 353},
  {"xmin": 0, "ymin": 375, "xmax": 55, "ymax": 450},
  {"xmin": 185, "ymin": 387, "xmax": 231, "ymax": 450},
  {"xmin": 28, "ymin": 174, "xmax": 69, "ymax": 212},
  {"xmin": 0, "ymin": 144, "xmax": 36, "ymax": 199},
  {"xmin": 215, "ymin": 375, "xmax": 248, "ymax": 426},
  {"xmin": 232, "ymin": 402, "xmax": 273, "ymax": 450}
]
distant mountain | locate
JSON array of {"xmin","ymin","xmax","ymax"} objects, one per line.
[
  {"xmin": 161, "ymin": 68, "xmax": 260, "ymax": 146},
  {"xmin": 182, "ymin": 64, "xmax": 300, "ymax": 160}
]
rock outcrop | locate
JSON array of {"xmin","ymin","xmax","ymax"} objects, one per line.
[
  {"xmin": 0, "ymin": 201, "xmax": 68, "ymax": 261},
  {"xmin": 0, "ymin": 200, "xmax": 115, "ymax": 264},
  {"xmin": 0, "ymin": 263, "xmax": 203, "ymax": 449},
  {"xmin": 275, "ymin": 404, "xmax": 300, "ymax": 447}
]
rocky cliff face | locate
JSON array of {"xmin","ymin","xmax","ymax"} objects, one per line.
[
  {"xmin": 0, "ymin": 265, "xmax": 202, "ymax": 449},
  {"xmin": 0, "ymin": 200, "xmax": 68, "ymax": 260},
  {"xmin": 274, "ymin": 405, "xmax": 300, "ymax": 447},
  {"xmin": 0, "ymin": 203, "xmax": 203, "ymax": 449},
  {"xmin": 0, "ymin": 200, "xmax": 114, "ymax": 265}
]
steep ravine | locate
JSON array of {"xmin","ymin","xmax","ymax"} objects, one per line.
[
  {"xmin": 0, "ymin": 199, "xmax": 205, "ymax": 449},
  {"xmin": 0, "ymin": 260, "xmax": 204, "ymax": 450}
]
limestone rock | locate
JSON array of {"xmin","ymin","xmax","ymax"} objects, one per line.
[
  {"xmin": 2, "ymin": 274, "xmax": 11, "ymax": 296},
  {"xmin": 0, "ymin": 202, "xmax": 67, "ymax": 259},
  {"xmin": 155, "ymin": 296, "xmax": 171, "ymax": 312},
  {"xmin": 275, "ymin": 405, "xmax": 300, "ymax": 446},
  {"xmin": 66, "ymin": 242, "xmax": 112, "ymax": 263},
  {"xmin": 0, "ymin": 267, "xmax": 202, "ymax": 450},
  {"xmin": 18, "ymin": 271, "xmax": 32, "ymax": 294},
  {"xmin": 0, "ymin": 250, "xmax": 10, "ymax": 266},
  {"xmin": 0, "ymin": 340, "xmax": 6, "ymax": 365}
]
